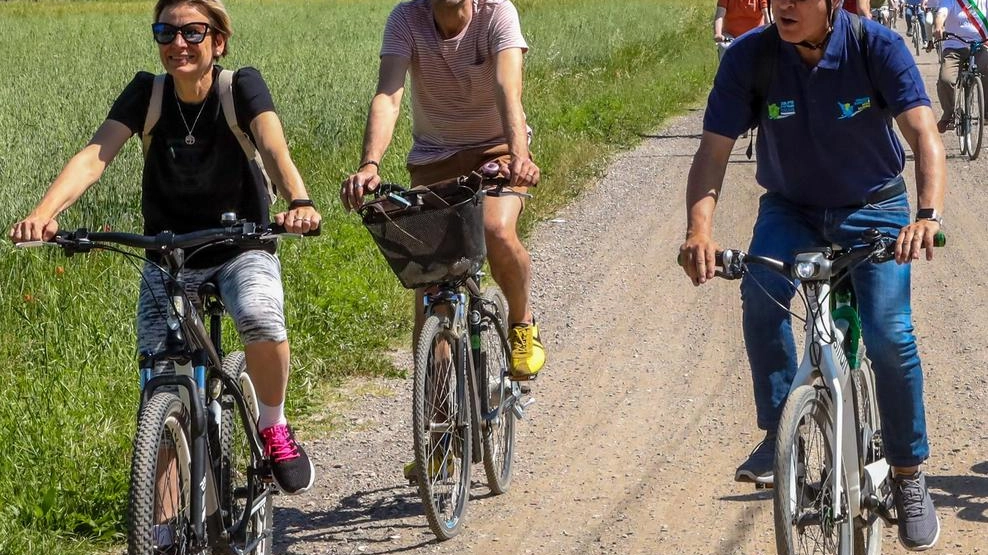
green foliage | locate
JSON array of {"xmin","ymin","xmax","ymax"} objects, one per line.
[{"xmin": 0, "ymin": 0, "xmax": 712, "ymax": 552}]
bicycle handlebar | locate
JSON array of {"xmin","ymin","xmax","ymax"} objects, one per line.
[
  {"xmin": 365, "ymin": 162, "xmax": 533, "ymax": 203},
  {"xmin": 938, "ymin": 32, "xmax": 983, "ymax": 47},
  {"xmin": 677, "ymin": 228, "xmax": 946, "ymax": 280},
  {"xmin": 16, "ymin": 220, "xmax": 320, "ymax": 255}
]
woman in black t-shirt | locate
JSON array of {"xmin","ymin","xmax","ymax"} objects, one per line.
[{"xmin": 9, "ymin": 0, "xmax": 316, "ymax": 498}]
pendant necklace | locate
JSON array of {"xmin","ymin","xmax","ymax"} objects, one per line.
[{"xmin": 175, "ymin": 87, "xmax": 208, "ymax": 145}]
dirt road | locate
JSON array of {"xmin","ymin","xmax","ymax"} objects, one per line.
[{"xmin": 275, "ymin": 36, "xmax": 988, "ymax": 555}]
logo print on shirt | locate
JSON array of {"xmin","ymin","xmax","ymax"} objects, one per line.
[
  {"xmin": 768, "ymin": 100, "xmax": 796, "ymax": 120},
  {"xmin": 838, "ymin": 97, "xmax": 872, "ymax": 119}
]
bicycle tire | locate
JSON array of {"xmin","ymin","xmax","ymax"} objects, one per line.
[
  {"xmin": 958, "ymin": 77, "xmax": 972, "ymax": 156},
  {"xmin": 774, "ymin": 383, "xmax": 853, "ymax": 555},
  {"xmin": 128, "ymin": 392, "xmax": 194, "ymax": 555},
  {"xmin": 851, "ymin": 358, "xmax": 884, "ymax": 555},
  {"xmin": 912, "ymin": 28, "xmax": 921, "ymax": 56},
  {"xmin": 413, "ymin": 313, "xmax": 471, "ymax": 540},
  {"xmin": 966, "ymin": 73, "xmax": 984, "ymax": 160},
  {"xmin": 478, "ymin": 286, "xmax": 516, "ymax": 495},
  {"xmin": 218, "ymin": 352, "xmax": 274, "ymax": 555}
]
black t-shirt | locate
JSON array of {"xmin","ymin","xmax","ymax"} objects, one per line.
[{"xmin": 108, "ymin": 65, "xmax": 276, "ymax": 268}]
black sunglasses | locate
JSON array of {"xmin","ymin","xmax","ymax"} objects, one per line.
[{"xmin": 151, "ymin": 22, "xmax": 212, "ymax": 45}]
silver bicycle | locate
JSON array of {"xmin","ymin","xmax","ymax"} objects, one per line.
[{"xmin": 715, "ymin": 229, "xmax": 908, "ymax": 554}]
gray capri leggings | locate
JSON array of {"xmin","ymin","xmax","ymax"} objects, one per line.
[{"xmin": 136, "ymin": 249, "xmax": 288, "ymax": 356}]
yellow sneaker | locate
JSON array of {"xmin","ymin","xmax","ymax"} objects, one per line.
[{"xmin": 510, "ymin": 321, "xmax": 545, "ymax": 380}]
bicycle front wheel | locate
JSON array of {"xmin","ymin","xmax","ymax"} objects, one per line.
[
  {"xmin": 774, "ymin": 384, "xmax": 853, "ymax": 555},
  {"xmin": 128, "ymin": 392, "xmax": 194, "ymax": 555},
  {"xmin": 965, "ymin": 74, "xmax": 984, "ymax": 160},
  {"xmin": 478, "ymin": 286, "xmax": 516, "ymax": 495},
  {"xmin": 218, "ymin": 352, "xmax": 274, "ymax": 555},
  {"xmin": 912, "ymin": 28, "xmax": 921, "ymax": 56},
  {"xmin": 413, "ymin": 313, "xmax": 472, "ymax": 540},
  {"xmin": 851, "ymin": 358, "xmax": 884, "ymax": 555}
]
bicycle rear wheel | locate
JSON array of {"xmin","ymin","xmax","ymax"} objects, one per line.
[
  {"xmin": 478, "ymin": 286, "xmax": 516, "ymax": 495},
  {"xmin": 128, "ymin": 392, "xmax": 194, "ymax": 555},
  {"xmin": 217, "ymin": 352, "xmax": 274, "ymax": 555},
  {"xmin": 774, "ymin": 383, "xmax": 853, "ymax": 555},
  {"xmin": 965, "ymin": 74, "xmax": 984, "ymax": 160},
  {"xmin": 413, "ymin": 313, "xmax": 472, "ymax": 540}
]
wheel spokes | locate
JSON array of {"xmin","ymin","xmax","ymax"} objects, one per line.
[{"xmin": 425, "ymin": 334, "xmax": 464, "ymax": 523}]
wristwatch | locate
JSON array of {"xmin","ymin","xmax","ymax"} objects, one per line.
[
  {"xmin": 915, "ymin": 208, "xmax": 943, "ymax": 226},
  {"xmin": 289, "ymin": 198, "xmax": 316, "ymax": 210}
]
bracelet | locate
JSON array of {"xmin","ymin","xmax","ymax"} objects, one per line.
[
  {"xmin": 358, "ymin": 160, "xmax": 380, "ymax": 171},
  {"xmin": 289, "ymin": 198, "xmax": 316, "ymax": 210}
]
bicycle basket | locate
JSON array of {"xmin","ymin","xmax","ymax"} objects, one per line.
[{"xmin": 360, "ymin": 174, "xmax": 487, "ymax": 289}]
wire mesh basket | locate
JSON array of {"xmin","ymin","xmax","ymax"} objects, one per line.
[{"xmin": 360, "ymin": 175, "xmax": 487, "ymax": 289}]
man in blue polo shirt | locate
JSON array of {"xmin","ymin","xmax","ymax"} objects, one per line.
[{"xmin": 679, "ymin": 0, "xmax": 945, "ymax": 550}]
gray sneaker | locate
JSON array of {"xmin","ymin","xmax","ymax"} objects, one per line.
[
  {"xmin": 735, "ymin": 432, "xmax": 776, "ymax": 485},
  {"xmin": 892, "ymin": 471, "xmax": 940, "ymax": 551}
]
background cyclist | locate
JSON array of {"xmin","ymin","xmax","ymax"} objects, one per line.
[
  {"xmin": 7, "ymin": 0, "xmax": 316, "ymax": 498},
  {"xmin": 905, "ymin": 0, "xmax": 931, "ymax": 47},
  {"xmin": 339, "ymin": 0, "xmax": 546, "ymax": 382},
  {"xmin": 679, "ymin": 0, "xmax": 944, "ymax": 550},
  {"xmin": 932, "ymin": 0, "xmax": 988, "ymax": 132},
  {"xmin": 714, "ymin": 0, "xmax": 771, "ymax": 60},
  {"xmin": 844, "ymin": 0, "xmax": 876, "ymax": 18}
]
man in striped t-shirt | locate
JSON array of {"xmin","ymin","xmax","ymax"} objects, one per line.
[
  {"xmin": 340, "ymin": 0, "xmax": 546, "ymax": 380},
  {"xmin": 933, "ymin": 0, "xmax": 988, "ymax": 131}
]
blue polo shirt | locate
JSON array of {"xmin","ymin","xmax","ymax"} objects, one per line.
[{"xmin": 703, "ymin": 11, "xmax": 930, "ymax": 208}]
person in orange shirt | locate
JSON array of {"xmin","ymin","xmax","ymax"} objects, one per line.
[
  {"xmin": 843, "ymin": 0, "xmax": 874, "ymax": 18},
  {"xmin": 714, "ymin": 0, "xmax": 770, "ymax": 59}
]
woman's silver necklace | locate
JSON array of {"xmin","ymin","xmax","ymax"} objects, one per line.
[{"xmin": 175, "ymin": 88, "xmax": 208, "ymax": 145}]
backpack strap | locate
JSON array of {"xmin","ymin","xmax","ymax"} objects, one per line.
[
  {"xmin": 141, "ymin": 74, "xmax": 166, "ymax": 157},
  {"xmin": 847, "ymin": 12, "xmax": 888, "ymax": 110},
  {"xmin": 217, "ymin": 68, "xmax": 276, "ymax": 204},
  {"xmin": 747, "ymin": 24, "xmax": 781, "ymax": 159}
]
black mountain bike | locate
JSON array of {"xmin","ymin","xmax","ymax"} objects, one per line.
[
  {"xmin": 19, "ymin": 217, "xmax": 318, "ymax": 554},
  {"xmin": 940, "ymin": 32, "xmax": 984, "ymax": 160},
  {"xmin": 359, "ymin": 168, "xmax": 534, "ymax": 540}
]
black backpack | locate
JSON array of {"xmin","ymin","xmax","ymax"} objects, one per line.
[{"xmin": 745, "ymin": 13, "xmax": 886, "ymax": 159}]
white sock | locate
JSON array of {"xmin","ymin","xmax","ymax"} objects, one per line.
[{"xmin": 257, "ymin": 399, "xmax": 287, "ymax": 431}]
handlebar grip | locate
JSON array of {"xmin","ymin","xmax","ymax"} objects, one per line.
[
  {"xmin": 268, "ymin": 223, "xmax": 321, "ymax": 237},
  {"xmin": 934, "ymin": 230, "xmax": 946, "ymax": 248}
]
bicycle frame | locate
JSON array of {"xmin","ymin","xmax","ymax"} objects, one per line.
[
  {"xmin": 785, "ymin": 251, "xmax": 889, "ymax": 531},
  {"xmin": 423, "ymin": 274, "xmax": 518, "ymax": 463},
  {"xmin": 137, "ymin": 248, "xmax": 272, "ymax": 550}
]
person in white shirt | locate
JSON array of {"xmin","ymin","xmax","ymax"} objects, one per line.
[{"xmin": 932, "ymin": 0, "xmax": 988, "ymax": 131}]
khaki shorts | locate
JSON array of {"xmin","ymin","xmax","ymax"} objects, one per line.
[{"xmin": 408, "ymin": 144, "xmax": 512, "ymax": 186}]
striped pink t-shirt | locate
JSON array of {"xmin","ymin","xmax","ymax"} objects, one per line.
[{"xmin": 381, "ymin": 0, "xmax": 529, "ymax": 166}]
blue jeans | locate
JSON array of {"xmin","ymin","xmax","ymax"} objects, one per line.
[
  {"xmin": 905, "ymin": 4, "xmax": 928, "ymax": 43},
  {"xmin": 740, "ymin": 189, "xmax": 930, "ymax": 467}
]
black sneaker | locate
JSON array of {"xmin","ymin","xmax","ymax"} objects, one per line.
[
  {"xmin": 892, "ymin": 471, "xmax": 940, "ymax": 551},
  {"xmin": 735, "ymin": 432, "xmax": 775, "ymax": 485},
  {"xmin": 260, "ymin": 423, "xmax": 315, "ymax": 494}
]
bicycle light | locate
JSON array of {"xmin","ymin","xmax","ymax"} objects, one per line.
[{"xmin": 795, "ymin": 261, "xmax": 818, "ymax": 279}]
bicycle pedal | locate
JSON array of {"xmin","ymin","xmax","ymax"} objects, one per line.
[
  {"xmin": 754, "ymin": 482, "xmax": 774, "ymax": 490},
  {"xmin": 511, "ymin": 397, "xmax": 536, "ymax": 420}
]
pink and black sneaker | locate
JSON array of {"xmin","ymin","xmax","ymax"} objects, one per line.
[{"xmin": 260, "ymin": 423, "xmax": 314, "ymax": 494}]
